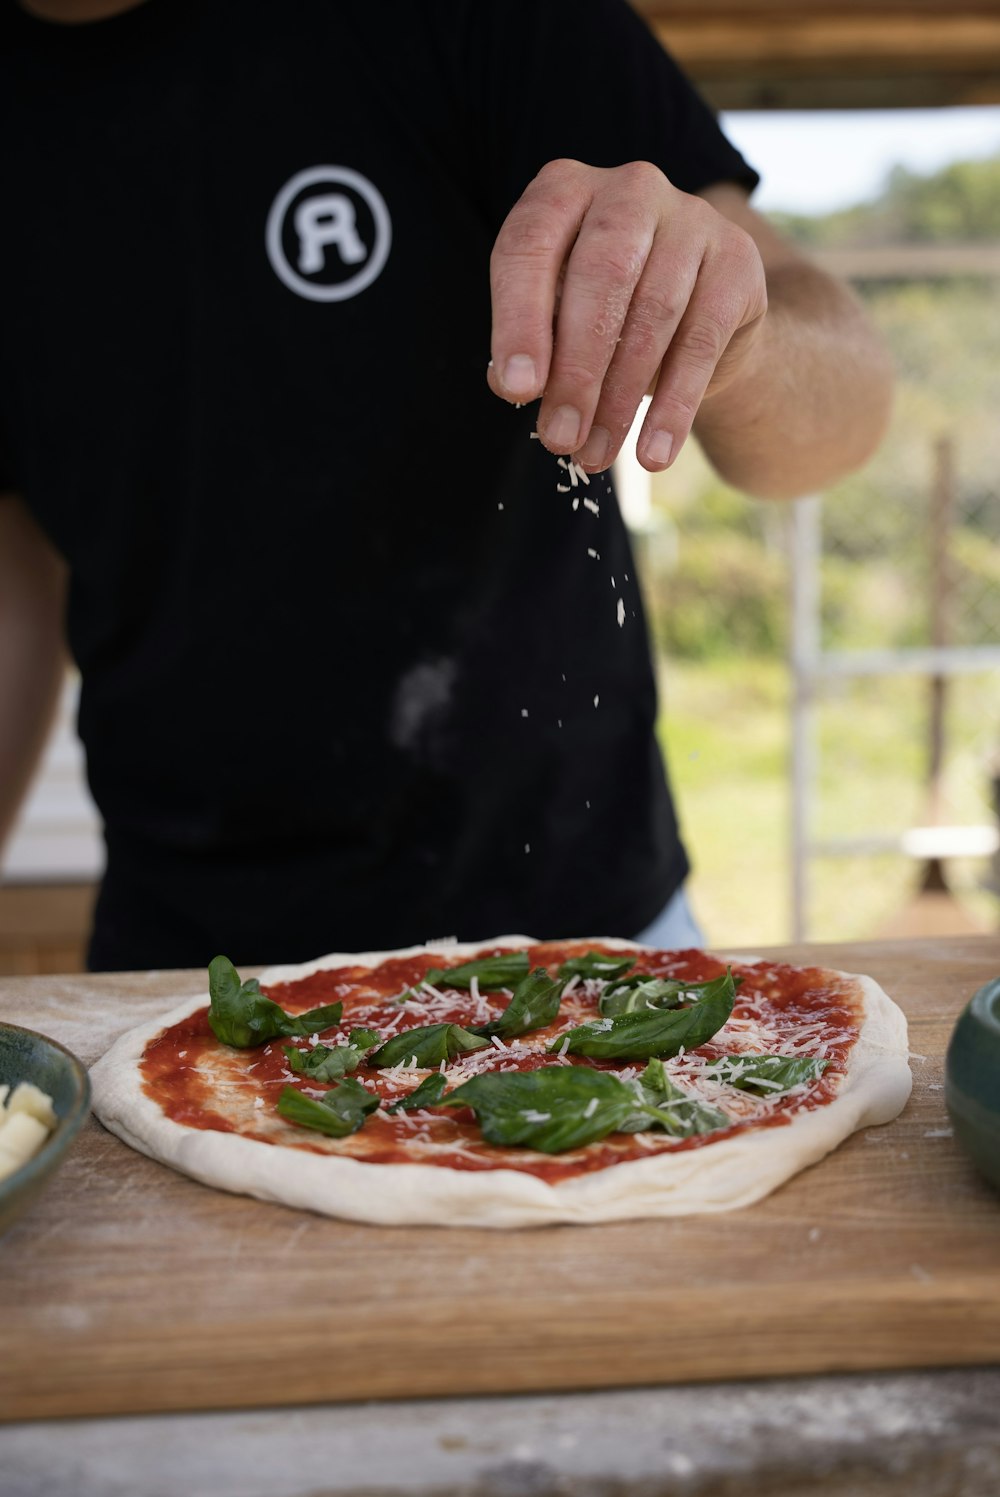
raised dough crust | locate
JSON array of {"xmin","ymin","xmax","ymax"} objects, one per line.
[{"xmin": 88, "ymin": 935, "xmax": 913, "ymax": 1227}]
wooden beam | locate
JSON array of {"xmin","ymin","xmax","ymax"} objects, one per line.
[
  {"xmin": 811, "ymin": 243, "xmax": 1000, "ymax": 280},
  {"xmin": 630, "ymin": 2, "xmax": 1000, "ymax": 110}
]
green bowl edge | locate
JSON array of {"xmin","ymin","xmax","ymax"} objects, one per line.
[
  {"xmin": 0, "ymin": 1023, "xmax": 91, "ymax": 1195},
  {"xmin": 970, "ymin": 978, "xmax": 1000, "ymax": 1039}
]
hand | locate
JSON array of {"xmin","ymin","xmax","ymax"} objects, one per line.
[{"xmin": 487, "ymin": 159, "xmax": 768, "ymax": 474}]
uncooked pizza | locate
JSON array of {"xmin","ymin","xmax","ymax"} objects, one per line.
[{"xmin": 89, "ymin": 936, "xmax": 912, "ymax": 1227}]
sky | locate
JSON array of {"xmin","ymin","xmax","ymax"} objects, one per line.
[{"xmin": 720, "ymin": 105, "xmax": 1000, "ymax": 216}]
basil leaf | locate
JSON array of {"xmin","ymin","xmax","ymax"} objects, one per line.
[
  {"xmin": 707, "ymin": 1054, "xmax": 830, "ymax": 1095},
  {"xmin": 621, "ymin": 1058, "xmax": 730, "ymax": 1137},
  {"xmin": 556, "ymin": 951, "xmax": 636, "ymax": 983},
  {"xmin": 386, "ymin": 1072, "xmax": 449, "ymax": 1113},
  {"xmin": 552, "ymin": 968, "xmax": 737, "ymax": 1061},
  {"xmin": 423, "ymin": 952, "xmax": 531, "ymax": 990},
  {"xmin": 283, "ymin": 1028, "xmax": 381, "ymax": 1083},
  {"xmin": 473, "ymin": 968, "xmax": 566, "ymax": 1039},
  {"xmin": 207, "ymin": 954, "xmax": 343, "ymax": 1048},
  {"xmin": 440, "ymin": 1067, "xmax": 640, "ymax": 1154},
  {"xmin": 599, "ymin": 978, "xmax": 690, "ymax": 1017},
  {"xmin": 349, "ymin": 1027, "xmax": 383, "ymax": 1050},
  {"xmin": 289, "ymin": 1003, "xmax": 348, "ymax": 1034},
  {"xmin": 368, "ymin": 1022, "xmax": 489, "ymax": 1069},
  {"xmin": 437, "ymin": 1058, "xmax": 732, "ymax": 1154},
  {"xmin": 283, "ymin": 1044, "xmax": 346, "ymax": 1082},
  {"xmin": 599, "ymin": 973, "xmax": 742, "ymax": 1017},
  {"xmin": 276, "ymin": 1077, "xmax": 380, "ymax": 1138}
]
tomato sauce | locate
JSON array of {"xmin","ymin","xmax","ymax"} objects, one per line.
[{"xmin": 139, "ymin": 940, "xmax": 863, "ymax": 1183}]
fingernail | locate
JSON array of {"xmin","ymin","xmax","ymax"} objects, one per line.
[
  {"xmin": 545, "ymin": 405, "xmax": 582, "ymax": 450},
  {"xmin": 501, "ymin": 354, "xmax": 537, "ymax": 399},
  {"xmin": 645, "ymin": 430, "xmax": 673, "ymax": 467},
  {"xmin": 576, "ymin": 425, "xmax": 610, "ymax": 471}
]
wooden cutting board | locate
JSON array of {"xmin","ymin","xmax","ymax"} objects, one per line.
[{"xmin": 1, "ymin": 936, "xmax": 998, "ymax": 1423}]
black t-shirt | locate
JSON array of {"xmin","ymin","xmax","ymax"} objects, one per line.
[{"xmin": 0, "ymin": 0, "xmax": 757, "ymax": 970}]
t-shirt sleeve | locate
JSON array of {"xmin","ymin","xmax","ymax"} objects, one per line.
[{"xmin": 436, "ymin": 0, "xmax": 759, "ymax": 225}]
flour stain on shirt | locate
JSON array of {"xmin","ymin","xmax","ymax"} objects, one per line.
[{"xmin": 389, "ymin": 658, "xmax": 457, "ymax": 750}]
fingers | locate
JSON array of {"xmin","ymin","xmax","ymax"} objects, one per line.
[
  {"xmin": 487, "ymin": 159, "xmax": 594, "ymax": 409},
  {"xmin": 634, "ymin": 229, "xmax": 766, "ymax": 474},
  {"xmin": 489, "ymin": 161, "xmax": 768, "ymax": 475},
  {"xmin": 490, "ymin": 160, "xmax": 665, "ymax": 460},
  {"xmin": 534, "ymin": 164, "xmax": 667, "ymax": 469},
  {"xmin": 571, "ymin": 214, "xmax": 704, "ymax": 473}
]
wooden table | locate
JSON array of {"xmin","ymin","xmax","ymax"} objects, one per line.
[{"xmin": 1, "ymin": 936, "xmax": 999, "ymax": 1496}]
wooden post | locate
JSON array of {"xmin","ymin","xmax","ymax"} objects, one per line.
[{"xmin": 922, "ymin": 433, "xmax": 956, "ymax": 893}]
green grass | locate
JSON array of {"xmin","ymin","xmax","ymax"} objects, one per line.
[{"xmin": 656, "ymin": 657, "xmax": 1000, "ymax": 948}]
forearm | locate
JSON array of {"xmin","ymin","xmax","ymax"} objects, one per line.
[
  {"xmin": 0, "ymin": 496, "xmax": 68, "ymax": 853},
  {"xmin": 688, "ymin": 179, "xmax": 898, "ymax": 497},
  {"xmin": 693, "ymin": 244, "xmax": 894, "ymax": 501}
]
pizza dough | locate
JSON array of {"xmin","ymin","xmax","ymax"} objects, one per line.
[{"xmin": 89, "ymin": 936, "xmax": 913, "ymax": 1228}]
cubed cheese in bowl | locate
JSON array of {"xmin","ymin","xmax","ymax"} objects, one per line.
[{"xmin": 0, "ymin": 1024, "xmax": 90, "ymax": 1236}]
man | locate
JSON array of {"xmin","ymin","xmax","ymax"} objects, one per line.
[{"xmin": 0, "ymin": 0, "xmax": 893, "ymax": 970}]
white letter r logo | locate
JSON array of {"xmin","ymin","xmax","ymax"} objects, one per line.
[
  {"xmin": 265, "ymin": 165, "xmax": 392, "ymax": 303},
  {"xmin": 294, "ymin": 194, "xmax": 367, "ymax": 274}
]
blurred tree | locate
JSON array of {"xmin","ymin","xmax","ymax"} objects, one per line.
[{"xmin": 772, "ymin": 151, "xmax": 1000, "ymax": 246}]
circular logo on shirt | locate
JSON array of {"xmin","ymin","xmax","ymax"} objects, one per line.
[{"xmin": 265, "ymin": 165, "xmax": 392, "ymax": 302}]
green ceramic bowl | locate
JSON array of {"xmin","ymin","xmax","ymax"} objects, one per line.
[
  {"xmin": 0, "ymin": 1023, "xmax": 91, "ymax": 1237},
  {"xmin": 945, "ymin": 977, "xmax": 1000, "ymax": 1194}
]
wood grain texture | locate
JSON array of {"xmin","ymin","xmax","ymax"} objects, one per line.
[
  {"xmin": 0, "ymin": 883, "xmax": 94, "ymax": 977},
  {"xmin": 1, "ymin": 937, "xmax": 998, "ymax": 1423},
  {"xmin": 628, "ymin": 1, "xmax": 1000, "ymax": 108}
]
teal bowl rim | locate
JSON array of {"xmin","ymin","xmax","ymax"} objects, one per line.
[
  {"xmin": 969, "ymin": 979, "xmax": 1000, "ymax": 1039},
  {"xmin": 0, "ymin": 1022, "xmax": 91, "ymax": 1194}
]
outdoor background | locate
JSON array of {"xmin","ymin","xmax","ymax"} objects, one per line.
[{"xmin": 640, "ymin": 107, "xmax": 1000, "ymax": 948}]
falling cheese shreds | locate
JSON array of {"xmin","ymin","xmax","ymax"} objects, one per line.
[
  {"xmin": 521, "ymin": 708, "xmax": 529, "ymax": 718},
  {"xmin": 617, "ymin": 598, "xmax": 626, "ymax": 627},
  {"xmin": 594, "ymin": 694, "xmax": 600, "ymax": 708},
  {"xmin": 557, "ymin": 484, "xmax": 571, "ymax": 494},
  {"xmin": 587, "ymin": 548, "xmax": 599, "ymax": 559},
  {"xmin": 573, "ymin": 464, "xmax": 591, "ymax": 486},
  {"xmin": 572, "ymin": 497, "xmax": 580, "ymax": 511},
  {"xmin": 583, "ymin": 498, "xmax": 600, "ymax": 515},
  {"xmin": 557, "ymin": 457, "xmax": 579, "ymax": 488}
]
